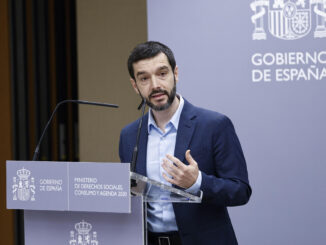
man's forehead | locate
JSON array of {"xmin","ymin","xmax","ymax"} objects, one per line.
[{"xmin": 133, "ymin": 52, "xmax": 171, "ymax": 71}]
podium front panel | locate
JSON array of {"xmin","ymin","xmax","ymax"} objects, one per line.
[{"xmin": 24, "ymin": 196, "xmax": 144, "ymax": 245}]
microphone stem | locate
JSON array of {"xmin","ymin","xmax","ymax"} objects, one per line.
[
  {"xmin": 32, "ymin": 100, "xmax": 118, "ymax": 161},
  {"xmin": 130, "ymin": 99, "xmax": 146, "ymax": 172}
]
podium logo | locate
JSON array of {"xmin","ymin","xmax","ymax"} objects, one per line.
[
  {"xmin": 250, "ymin": 0, "xmax": 326, "ymax": 40},
  {"xmin": 12, "ymin": 168, "xmax": 36, "ymax": 201},
  {"xmin": 69, "ymin": 220, "xmax": 99, "ymax": 245}
]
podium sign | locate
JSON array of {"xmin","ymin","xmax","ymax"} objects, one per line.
[{"xmin": 6, "ymin": 161, "xmax": 131, "ymax": 213}]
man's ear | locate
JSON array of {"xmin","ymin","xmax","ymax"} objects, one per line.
[
  {"xmin": 130, "ymin": 78, "xmax": 139, "ymax": 94},
  {"xmin": 174, "ymin": 65, "xmax": 179, "ymax": 83}
]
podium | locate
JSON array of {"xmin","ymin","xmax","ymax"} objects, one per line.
[{"xmin": 6, "ymin": 160, "xmax": 202, "ymax": 245}]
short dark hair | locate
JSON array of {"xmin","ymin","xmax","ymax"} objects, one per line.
[{"xmin": 127, "ymin": 41, "xmax": 176, "ymax": 80}]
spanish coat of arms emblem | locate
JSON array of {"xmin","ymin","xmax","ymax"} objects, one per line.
[
  {"xmin": 251, "ymin": 0, "xmax": 326, "ymax": 40},
  {"xmin": 69, "ymin": 220, "xmax": 99, "ymax": 245},
  {"xmin": 12, "ymin": 168, "xmax": 36, "ymax": 201}
]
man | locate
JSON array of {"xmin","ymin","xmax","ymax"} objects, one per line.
[{"xmin": 119, "ymin": 41, "xmax": 251, "ymax": 245}]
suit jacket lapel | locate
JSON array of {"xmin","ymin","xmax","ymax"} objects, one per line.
[
  {"xmin": 135, "ymin": 113, "xmax": 148, "ymax": 177},
  {"xmin": 136, "ymin": 100, "xmax": 196, "ymax": 176},
  {"xmin": 174, "ymin": 99, "xmax": 197, "ymax": 164}
]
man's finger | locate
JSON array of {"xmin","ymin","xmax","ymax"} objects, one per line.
[
  {"xmin": 162, "ymin": 159, "xmax": 180, "ymax": 177},
  {"xmin": 185, "ymin": 149, "xmax": 197, "ymax": 166},
  {"xmin": 162, "ymin": 172, "xmax": 176, "ymax": 185},
  {"xmin": 166, "ymin": 154, "xmax": 186, "ymax": 170}
]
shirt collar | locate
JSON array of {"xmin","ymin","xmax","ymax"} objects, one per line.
[{"xmin": 148, "ymin": 94, "xmax": 185, "ymax": 132}]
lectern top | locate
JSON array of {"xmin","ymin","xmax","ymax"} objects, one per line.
[{"xmin": 130, "ymin": 172, "xmax": 203, "ymax": 203}]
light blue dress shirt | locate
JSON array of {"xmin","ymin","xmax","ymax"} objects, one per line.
[{"xmin": 146, "ymin": 95, "xmax": 202, "ymax": 232}]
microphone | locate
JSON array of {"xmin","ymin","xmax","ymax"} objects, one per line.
[
  {"xmin": 130, "ymin": 99, "xmax": 146, "ymax": 174},
  {"xmin": 32, "ymin": 99, "xmax": 119, "ymax": 161}
]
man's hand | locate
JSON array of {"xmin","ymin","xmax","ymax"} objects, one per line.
[{"xmin": 162, "ymin": 149, "xmax": 199, "ymax": 189}]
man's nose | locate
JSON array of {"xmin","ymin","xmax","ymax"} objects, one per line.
[{"xmin": 150, "ymin": 76, "xmax": 160, "ymax": 89}]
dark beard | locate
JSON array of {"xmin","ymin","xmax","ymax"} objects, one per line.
[{"xmin": 146, "ymin": 82, "xmax": 176, "ymax": 111}]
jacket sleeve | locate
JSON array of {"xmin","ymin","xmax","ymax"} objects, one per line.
[{"xmin": 200, "ymin": 117, "xmax": 252, "ymax": 207}]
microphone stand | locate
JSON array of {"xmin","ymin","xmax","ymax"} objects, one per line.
[
  {"xmin": 130, "ymin": 99, "xmax": 146, "ymax": 187},
  {"xmin": 32, "ymin": 99, "xmax": 118, "ymax": 161}
]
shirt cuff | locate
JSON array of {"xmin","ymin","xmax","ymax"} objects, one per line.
[{"xmin": 186, "ymin": 171, "xmax": 202, "ymax": 194}]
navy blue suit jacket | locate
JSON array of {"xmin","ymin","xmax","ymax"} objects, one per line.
[{"xmin": 119, "ymin": 99, "xmax": 251, "ymax": 245}]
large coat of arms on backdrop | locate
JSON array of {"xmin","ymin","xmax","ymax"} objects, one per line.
[{"xmin": 251, "ymin": 0, "xmax": 326, "ymax": 40}]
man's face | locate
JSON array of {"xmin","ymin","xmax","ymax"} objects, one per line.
[{"xmin": 130, "ymin": 52, "xmax": 178, "ymax": 111}]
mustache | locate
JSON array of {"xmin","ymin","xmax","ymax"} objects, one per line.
[{"xmin": 149, "ymin": 89, "xmax": 168, "ymax": 98}]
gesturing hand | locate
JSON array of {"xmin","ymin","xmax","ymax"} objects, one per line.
[{"xmin": 162, "ymin": 149, "xmax": 199, "ymax": 189}]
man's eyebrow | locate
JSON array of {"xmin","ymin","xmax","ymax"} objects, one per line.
[
  {"xmin": 136, "ymin": 66, "xmax": 169, "ymax": 78},
  {"xmin": 157, "ymin": 65, "xmax": 169, "ymax": 71},
  {"xmin": 136, "ymin": 71, "xmax": 147, "ymax": 77}
]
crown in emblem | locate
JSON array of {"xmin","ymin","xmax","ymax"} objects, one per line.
[
  {"xmin": 17, "ymin": 168, "xmax": 31, "ymax": 180},
  {"xmin": 75, "ymin": 220, "xmax": 92, "ymax": 234}
]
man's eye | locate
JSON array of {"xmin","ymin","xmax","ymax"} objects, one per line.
[
  {"xmin": 140, "ymin": 77, "xmax": 148, "ymax": 81},
  {"xmin": 160, "ymin": 72, "xmax": 167, "ymax": 76}
]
